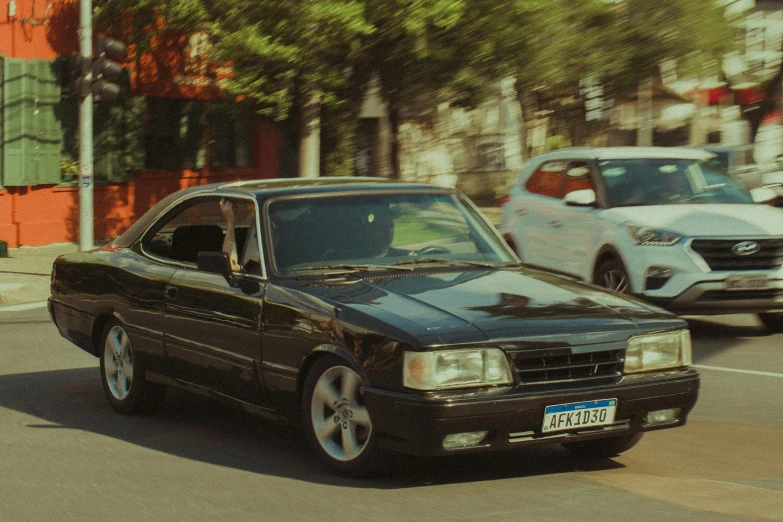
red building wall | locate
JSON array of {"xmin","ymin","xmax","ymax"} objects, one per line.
[{"xmin": 0, "ymin": 0, "xmax": 282, "ymax": 248}]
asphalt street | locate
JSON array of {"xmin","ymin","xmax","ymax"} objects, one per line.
[{"xmin": 0, "ymin": 306, "xmax": 781, "ymax": 522}]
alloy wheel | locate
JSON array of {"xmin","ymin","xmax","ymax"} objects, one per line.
[
  {"xmin": 602, "ymin": 269, "xmax": 629, "ymax": 293},
  {"xmin": 309, "ymin": 365, "xmax": 372, "ymax": 462},
  {"xmin": 103, "ymin": 325, "xmax": 134, "ymax": 400}
]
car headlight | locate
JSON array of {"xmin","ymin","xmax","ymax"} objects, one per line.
[
  {"xmin": 403, "ymin": 348, "xmax": 514, "ymax": 390},
  {"xmin": 626, "ymin": 224, "xmax": 682, "ymax": 246},
  {"xmin": 625, "ymin": 330, "xmax": 691, "ymax": 374}
]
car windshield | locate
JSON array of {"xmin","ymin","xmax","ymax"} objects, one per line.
[
  {"xmin": 598, "ymin": 157, "xmax": 754, "ymax": 207},
  {"xmin": 267, "ymin": 192, "xmax": 515, "ymax": 274}
]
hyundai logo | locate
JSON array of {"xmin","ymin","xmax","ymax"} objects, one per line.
[{"xmin": 732, "ymin": 241, "xmax": 761, "ymax": 256}]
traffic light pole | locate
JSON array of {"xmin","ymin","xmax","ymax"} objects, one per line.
[{"xmin": 78, "ymin": 0, "xmax": 94, "ymax": 251}]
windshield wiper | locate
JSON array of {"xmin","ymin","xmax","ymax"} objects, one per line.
[
  {"xmin": 391, "ymin": 257, "xmax": 496, "ymax": 268},
  {"xmin": 292, "ymin": 263, "xmax": 413, "ymax": 273}
]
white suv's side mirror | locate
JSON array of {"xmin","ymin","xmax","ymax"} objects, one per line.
[
  {"xmin": 750, "ymin": 186, "xmax": 777, "ymax": 204},
  {"xmin": 564, "ymin": 189, "xmax": 596, "ymax": 207}
]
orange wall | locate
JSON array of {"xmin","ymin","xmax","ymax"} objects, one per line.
[
  {"xmin": 0, "ymin": 166, "xmax": 280, "ymax": 248},
  {"xmin": 0, "ymin": 0, "xmax": 79, "ymax": 58}
]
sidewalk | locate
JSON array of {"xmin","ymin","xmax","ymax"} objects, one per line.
[{"xmin": 0, "ymin": 243, "xmax": 78, "ymax": 310}]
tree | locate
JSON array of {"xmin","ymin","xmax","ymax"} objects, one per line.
[
  {"xmin": 95, "ymin": 0, "xmax": 374, "ymax": 177},
  {"xmin": 467, "ymin": 0, "xmax": 738, "ymax": 154}
]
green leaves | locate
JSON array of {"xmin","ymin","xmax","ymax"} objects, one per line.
[{"xmin": 94, "ymin": 0, "xmax": 739, "ymax": 169}]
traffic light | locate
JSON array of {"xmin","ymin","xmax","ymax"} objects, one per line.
[
  {"xmin": 67, "ymin": 36, "xmax": 126, "ymax": 102},
  {"xmin": 67, "ymin": 53, "xmax": 92, "ymax": 98},
  {"xmin": 92, "ymin": 36, "xmax": 126, "ymax": 102}
]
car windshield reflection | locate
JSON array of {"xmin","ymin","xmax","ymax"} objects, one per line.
[
  {"xmin": 599, "ymin": 158, "xmax": 754, "ymax": 207},
  {"xmin": 267, "ymin": 192, "xmax": 515, "ymax": 274}
]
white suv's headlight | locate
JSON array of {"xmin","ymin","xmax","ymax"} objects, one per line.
[
  {"xmin": 626, "ymin": 224, "xmax": 682, "ymax": 246},
  {"xmin": 403, "ymin": 348, "xmax": 514, "ymax": 390},
  {"xmin": 625, "ymin": 330, "xmax": 692, "ymax": 374}
]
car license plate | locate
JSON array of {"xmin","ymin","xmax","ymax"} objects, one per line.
[
  {"xmin": 725, "ymin": 273, "xmax": 770, "ymax": 291},
  {"xmin": 542, "ymin": 399, "xmax": 617, "ymax": 433}
]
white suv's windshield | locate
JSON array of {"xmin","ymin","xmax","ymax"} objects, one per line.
[
  {"xmin": 599, "ymin": 158, "xmax": 754, "ymax": 207},
  {"xmin": 268, "ymin": 192, "xmax": 515, "ymax": 274}
]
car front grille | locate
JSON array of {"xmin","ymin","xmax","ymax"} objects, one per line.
[
  {"xmin": 508, "ymin": 348, "xmax": 624, "ymax": 390},
  {"xmin": 698, "ymin": 290, "xmax": 783, "ymax": 302},
  {"xmin": 690, "ymin": 238, "xmax": 783, "ymax": 271}
]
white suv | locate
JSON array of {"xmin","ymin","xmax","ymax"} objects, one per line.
[{"xmin": 499, "ymin": 146, "xmax": 783, "ymax": 330}]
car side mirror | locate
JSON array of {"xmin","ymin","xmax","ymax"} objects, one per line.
[
  {"xmin": 564, "ymin": 189, "xmax": 596, "ymax": 207},
  {"xmin": 750, "ymin": 186, "xmax": 778, "ymax": 204},
  {"xmin": 197, "ymin": 251, "xmax": 234, "ymax": 281}
]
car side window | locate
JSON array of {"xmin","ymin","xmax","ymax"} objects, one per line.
[
  {"xmin": 143, "ymin": 197, "xmax": 261, "ymax": 273},
  {"xmin": 525, "ymin": 161, "xmax": 566, "ymax": 198},
  {"xmin": 561, "ymin": 161, "xmax": 595, "ymax": 197}
]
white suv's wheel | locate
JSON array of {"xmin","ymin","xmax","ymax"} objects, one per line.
[
  {"xmin": 595, "ymin": 259, "xmax": 630, "ymax": 294},
  {"xmin": 758, "ymin": 313, "xmax": 783, "ymax": 332}
]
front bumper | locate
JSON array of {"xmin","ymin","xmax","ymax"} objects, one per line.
[
  {"xmin": 625, "ymin": 240, "xmax": 783, "ymax": 314},
  {"xmin": 362, "ymin": 369, "xmax": 698, "ymax": 456},
  {"xmin": 643, "ymin": 280, "xmax": 783, "ymax": 315}
]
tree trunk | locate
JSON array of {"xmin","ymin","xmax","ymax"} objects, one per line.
[
  {"xmin": 637, "ymin": 78, "xmax": 653, "ymax": 146},
  {"xmin": 298, "ymin": 92, "xmax": 321, "ymax": 178},
  {"xmin": 388, "ymin": 107, "xmax": 401, "ymax": 179},
  {"xmin": 516, "ymin": 84, "xmax": 530, "ymax": 163}
]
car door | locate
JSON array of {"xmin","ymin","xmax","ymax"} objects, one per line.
[
  {"xmin": 506, "ymin": 159, "xmax": 567, "ymax": 267},
  {"xmin": 155, "ymin": 195, "xmax": 269, "ymax": 405},
  {"xmin": 535, "ymin": 161, "xmax": 604, "ymax": 277}
]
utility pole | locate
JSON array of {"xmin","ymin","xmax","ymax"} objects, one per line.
[{"xmin": 78, "ymin": 0, "xmax": 94, "ymax": 250}]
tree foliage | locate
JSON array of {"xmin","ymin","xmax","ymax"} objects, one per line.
[{"xmin": 93, "ymin": 0, "xmax": 741, "ymax": 170}]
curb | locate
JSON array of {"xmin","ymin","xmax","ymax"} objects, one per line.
[{"xmin": 0, "ymin": 301, "xmax": 49, "ymax": 312}]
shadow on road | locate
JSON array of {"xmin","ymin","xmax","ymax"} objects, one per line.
[
  {"xmin": 0, "ymin": 367, "xmax": 622, "ymax": 488},
  {"xmin": 683, "ymin": 315, "xmax": 773, "ymax": 364}
]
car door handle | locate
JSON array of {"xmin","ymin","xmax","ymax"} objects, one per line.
[
  {"xmin": 515, "ymin": 209, "xmax": 528, "ymax": 216},
  {"xmin": 548, "ymin": 221, "xmax": 563, "ymax": 228},
  {"xmin": 165, "ymin": 286, "xmax": 178, "ymax": 299}
]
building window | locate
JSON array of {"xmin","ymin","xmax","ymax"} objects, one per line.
[
  {"xmin": 209, "ymin": 101, "xmax": 252, "ymax": 169},
  {"xmin": 144, "ymin": 98, "xmax": 206, "ymax": 170}
]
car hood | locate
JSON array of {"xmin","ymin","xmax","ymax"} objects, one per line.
[
  {"xmin": 603, "ymin": 204, "xmax": 783, "ymax": 236},
  {"xmin": 301, "ymin": 268, "xmax": 677, "ymax": 345}
]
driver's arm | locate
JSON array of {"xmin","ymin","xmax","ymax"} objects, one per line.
[{"xmin": 220, "ymin": 198, "xmax": 241, "ymax": 271}]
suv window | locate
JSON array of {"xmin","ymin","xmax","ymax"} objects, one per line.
[
  {"xmin": 562, "ymin": 162, "xmax": 595, "ymax": 197},
  {"xmin": 526, "ymin": 161, "xmax": 566, "ymax": 197}
]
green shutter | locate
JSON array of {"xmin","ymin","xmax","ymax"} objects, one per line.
[
  {"xmin": 35, "ymin": 59, "xmax": 62, "ymax": 185},
  {"xmin": 2, "ymin": 58, "xmax": 30, "ymax": 186},
  {"xmin": 1, "ymin": 58, "xmax": 62, "ymax": 187},
  {"xmin": 22, "ymin": 60, "xmax": 38, "ymax": 185}
]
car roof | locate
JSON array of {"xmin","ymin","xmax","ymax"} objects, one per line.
[
  {"xmin": 215, "ymin": 176, "xmax": 438, "ymax": 196},
  {"xmin": 531, "ymin": 146, "xmax": 714, "ymax": 162}
]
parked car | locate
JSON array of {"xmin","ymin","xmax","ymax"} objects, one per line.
[
  {"xmin": 50, "ymin": 178, "xmax": 698, "ymax": 476},
  {"xmin": 499, "ymin": 146, "xmax": 783, "ymax": 330}
]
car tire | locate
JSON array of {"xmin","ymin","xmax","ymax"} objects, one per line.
[
  {"xmin": 562, "ymin": 433, "xmax": 642, "ymax": 459},
  {"xmin": 758, "ymin": 313, "xmax": 783, "ymax": 332},
  {"xmin": 99, "ymin": 319, "xmax": 166, "ymax": 414},
  {"xmin": 302, "ymin": 356, "xmax": 381, "ymax": 477},
  {"xmin": 595, "ymin": 258, "xmax": 630, "ymax": 294}
]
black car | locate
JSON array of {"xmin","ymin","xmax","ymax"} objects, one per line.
[{"xmin": 49, "ymin": 178, "xmax": 698, "ymax": 476}]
